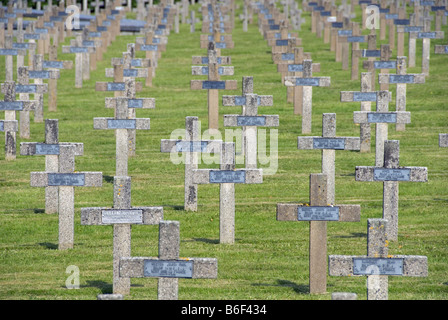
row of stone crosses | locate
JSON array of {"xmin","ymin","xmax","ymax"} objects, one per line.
[{"xmin": 0, "ymin": 0, "xmax": 446, "ymax": 300}]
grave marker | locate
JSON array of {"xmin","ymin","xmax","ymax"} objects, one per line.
[
  {"xmin": 30, "ymin": 145, "xmax": 102, "ymax": 250},
  {"xmin": 62, "ymin": 33, "xmax": 95, "ymax": 88},
  {"xmin": 439, "ymin": 134, "xmax": 448, "ymax": 147},
  {"xmin": 119, "ymin": 220, "xmax": 218, "ymax": 300},
  {"xmin": 329, "ymin": 218, "xmax": 428, "ymax": 300},
  {"xmin": 298, "ymin": 113, "xmax": 360, "ymax": 204},
  {"xmin": 192, "ymin": 142, "xmax": 263, "ymax": 244},
  {"xmin": 355, "ymin": 140, "xmax": 428, "ymax": 240},
  {"xmin": 0, "ymin": 35, "xmax": 26, "ymax": 81},
  {"xmin": 277, "ymin": 173, "xmax": 360, "ymax": 294},
  {"xmin": 410, "ymin": 29, "xmax": 445, "ymax": 75},
  {"xmin": 284, "ymin": 59, "xmax": 331, "ymax": 134}
]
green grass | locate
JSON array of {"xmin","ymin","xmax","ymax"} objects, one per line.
[{"xmin": 0, "ymin": 2, "xmax": 447, "ymax": 300}]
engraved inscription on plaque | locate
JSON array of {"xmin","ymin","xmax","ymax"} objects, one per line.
[
  {"xmin": 48, "ymin": 173, "xmax": 85, "ymax": 186},
  {"xmin": 16, "ymin": 85, "xmax": 37, "ymax": 93},
  {"xmin": 353, "ymin": 258, "xmax": 404, "ymax": 275},
  {"xmin": 288, "ymin": 64, "xmax": 303, "ymax": 72},
  {"xmin": 367, "ymin": 113, "xmax": 397, "ymax": 123},
  {"xmin": 405, "ymin": 26, "xmax": 422, "ymax": 32},
  {"xmin": 128, "ymin": 99, "xmax": 143, "ymax": 108},
  {"xmin": 362, "ymin": 50, "xmax": 381, "ymax": 57},
  {"xmin": 313, "ymin": 138, "xmax": 346, "ymax": 150},
  {"xmin": 25, "ymin": 34, "xmax": 40, "ymax": 40},
  {"xmin": 176, "ymin": 141, "xmax": 209, "ymax": 152},
  {"xmin": 82, "ymin": 41, "xmax": 95, "ymax": 47},
  {"xmin": 215, "ymin": 43, "xmax": 226, "ymax": 49},
  {"xmin": 89, "ymin": 32, "xmax": 102, "ymax": 38},
  {"xmin": 418, "ymin": 32, "xmax": 437, "ymax": 39},
  {"xmin": 282, "ymin": 53, "xmax": 295, "ymax": 61},
  {"xmin": 123, "ymin": 69, "xmax": 138, "ymax": 77},
  {"xmin": 0, "ymin": 102, "xmax": 23, "ymax": 111},
  {"xmin": 389, "ymin": 75, "xmax": 415, "ymax": 83},
  {"xmin": 373, "ymin": 168, "xmax": 411, "ymax": 181},
  {"xmin": 209, "ymin": 170, "xmax": 246, "ymax": 183},
  {"xmin": 107, "ymin": 119, "xmax": 137, "ymax": 129},
  {"xmin": 236, "ymin": 116, "xmax": 266, "ymax": 126},
  {"xmin": 338, "ymin": 30, "xmax": 352, "ymax": 36},
  {"xmin": 101, "ymin": 209, "xmax": 143, "ymax": 224},
  {"xmin": 29, "ymin": 71, "xmax": 50, "ymax": 79},
  {"xmin": 131, "ymin": 59, "xmax": 142, "ymax": 67},
  {"xmin": 394, "ymin": 19, "xmax": 410, "ymax": 25},
  {"xmin": 43, "ymin": 61, "xmax": 64, "ymax": 69},
  {"xmin": 332, "ymin": 22, "xmax": 343, "ymax": 28},
  {"xmin": 70, "ymin": 47, "xmax": 89, "ymax": 53},
  {"xmin": 107, "ymin": 82, "xmax": 126, "ymax": 91},
  {"xmin": 353, "ymin": 92, "xmax": 377, "ymax": 101},
  {"xmin": 276, "ymin": 40, "xmax": 289, "ymax": 46},
  {"xmin": 12, "ymin": 43, "xmax": 30, "ymax": 49},
  {"xmin": 347, "ymin": 36, "xmax": 365, "ymax": 42},
  {"xmin": 143, "ymin": 260, "xmax": 194, "ymax": 278},
  {"xmin": 374, "ymin": 61, "xmax": 397, "ymax": 69},
  {"xmin": 141, "ymin": 45, "xmax": 158, "ymax": 51},
  {"xmin": 295, "ymin": 78, "xmax": 320, "ymax": 86},
  {"xmin": 202, "ymin": 81, "xmax": 226, "ymax": 90},
  {"xmin": 298, "ymin": 206, "xmax": 340, "ymax": 221},
  {"xmin": 385, "ymin": 13, "xmax": 399, "ymax": 19},
  {"xmin": 35, "ymin": 144, "xmax": 60, "ymax": 155}
]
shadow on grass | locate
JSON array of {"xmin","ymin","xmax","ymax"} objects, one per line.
[
  {"xmin": 191, "ymin": 238, "xmax": 220, "ymax": 245},
  {"xmin": 103, "ymin": 175, "xmax": 114, "ymax": 184},
  {"xmin": 252, "ymin": 280, "xmax": 310, "ymax": 295},
  {"xmin": 162, "ymin": 204, "xmax": 185, "ymax": 211},
  {"xmin": 81, "ymin": 281, "xmax": 113, "ymax": 294},
  {"xmin": 33, "ymin": 208, "xmax": 45, "ymax": 214},
  {"xmin": 38, "ymin": 242, "xmax": 58, "ymax": 250},
  {"xmin": 332, "ymin": 232, "xmax": 366, "ymax": 239}
]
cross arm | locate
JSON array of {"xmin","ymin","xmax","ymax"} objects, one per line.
[
  {"xmin": 93, "ymin": 118, "xmax": 151, "ymax": 130},
  {"xmin": 378, "ymin": 74, "xmax": 425, "ymax": 84},
  {"xmin": 43, "ymin": 60, "xmax": 74, "ymax": 70},
  {"xmin": 20, "ymin": 142, "xmax": 83, "ymax": 156},
  {"xmin": 277, "ymin": 203, "xmax": 361, "ymax": 222},
  {"xmin": 81, "ymin": 207, "xmax": 163, "ymax": 225},
  {"xmin": 30, "ymin": 172, "xmax": 103, "ymax": 187},
  {"xmin": 191, "ymin": 66, "xmax": 234, "ymax": 76},
  {"xmin": 222, "ymin": 95, "xmax": 273, "ymax": 107},
  {"xmin": 328, "ymin": 255, "xmax": 428, "ymax": 277},
  {"xmin": 192, "ymin": 169, "xmax": 263, "ymax": 184},
  {"xmin": 277, "ymin": 62, "xmax": 320, "ymax": 73},
  {"xmin": 105, "ymin": 97, "xmax": 155, "ymax": 110},
  {"xmin": 355, "ymin": 166, "xmax": 428, "ymax": 182},
  {"xmin": 340, "ymin": 91, "xmax": 392, "ymax": 102},
  {"xmin": 192, "ymin": 56, "xmax": 232, "ymax": 64},
  {"xmin": 353, "ymin": 111, "xmax": 411, "ymax": 124},
  {"xmin": 190, "ymin": 80, "xmax": 238, "ymax": 90},
  {"xmin": 160, "ymin": 139, "xmax": 222, "ymax": 153},
  {"xmin": 111, "ymin": 57, "xmax": 152, "ymax": 68},
  {"xmin": 95, "ymin": 82, "xmax": 143, "ymax": 92},
  {"xmin": 223, "ymin": 115, "xmax": 279, "ymax": 127},
  {"xmin": 1, "ymin": 83, "xmax": 48, "ymax": 94},
  {"xmin": 284, "ymin": 76, "xmax": 331, "ymax": 87},
  {"xmin": 298, "ymin": 136, "xmax": 360, "ymax": 150},
  {"xmin": 0, "ymin": 120, "xmax": 18, "ymax": 132},
  {"xmin": 119, "ymin": 257, "xmax": 218, "ymax": 279},
  {"xmin": 105, "ymin": 68, "xmax": 148, "ymax": 78}
]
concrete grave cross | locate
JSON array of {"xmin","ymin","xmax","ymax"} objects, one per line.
[
  {"xmin": 277, "ymin": 173, "xmax": 361, "ymax": 294},
  {"xmin": 200, "ymin": 28, "xmax": 234, "ymax": 50},
  {"xmin": 12, "ymin": 18, "xmax": 37, "ymax": 75},
  {"xmin": 0, "ymin": 81, "xmax": 37, "ymax": 160},
  {"xmin": 362, "ymin": 44, "xmax": 393, "ymax": 91},
  {"xmin": 352, "ymin": 32, "xmax": 381, "ymax": 89},
  {"xmin": 43, "ymin": 45, "xmax": 73, "ymax": 112},
  {"xmin": 378, "ymin": 56, "xmax": 425, "ymax": 131},
  {"xmin": 119, "ymin": 220, "xmax": 218, "ymax": 300},
  {"xmin": 62, "ymin": 33, "xmax": 95, "ymax": 88},
  {"xmin": 222, "ymin": 76, "xmax": 278, "ymax": 168},
  {"xmin": 192, "ymin": 142, "xmax": 263, "ymax": 244},
  {"xmin": 355, "ymin": 140, "xmax": 428, "ymax": 241},
  {"xmin": 298, "ymin": 113, "xmax": 360, "ymax": 205},
  {"xmin": 353, "ymin": 91, "xmax": 410, "ymax": 167},
  {"xmin": 439, "ymin": 134, "xmax": 448, "ymax": 147},
  {"xmin": 30, "ymin": 145, "xmax": 102, "ymax": 250},
  {"xmin": 284, "ymin": 59, "xmax": 331, "ymax": 134},
  {"xmin": 435, "ymin": 44, "xmax": 448, "ymax": 54},
  {"xmin": 409, "ymin": 28, "xmax": 445, "ymax": 75},
  {"xmin": 69, "ymin": 28, "xmax": 102, "ymax": 76},
  {"xmin": 190, "ymin": 42, "xmax": 238, "ymax": 132},
  {"xmin": 21, "ymin": 119, "xmax": 83, "ymax": 214},
  {"xmin": 160, "ymin": 116, "xmax": 222, "ymax": 212},
  {"xmin": 135, "ymin": 30, "xmax": 164, "ymax": 86},
  {"xmin": 329, "ymin": 218, "xmax": 428, "ymax": 300},
  {"xmin": 81, "ymin": 176, "xmax": 163, "ymax": 295},
  {"xmin": 0, "ymin": 35, "xmax": 27, "ymax": 81},
  {"xmin": 94, "ymin": 80, "xmax": 152, "ymax": 177}
]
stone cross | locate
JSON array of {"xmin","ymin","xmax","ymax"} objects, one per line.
[
  {"xmin": 30, "ymin": 145, "xmax": 102, "ymax": 250},
  {"xmin": 409, "ymin": 29, "xmax": 445, "ymax": 75},
  {"xmin": 341, "ymin": 73, "xmax": 389, "ymax": 153},
  {"xmin": 119, "ymin": 220, "xmax": 218, "ymax": 300},
  {"xmin": 362, "ymin": 44, "xmax": 393, "ymax": 91},
  {"xmin": 0, "ymin": 81, "xmax": 36, "ymax": 160},
  {"xmin": 190, "ymin": 43, "xmax": 238, "ymax": 132},
  {"xmin": 435, "ymin": 44, "xmax": 448, "ymax": 54},
  {"xmin": 135, "ymin": 31, "xmax": 165, "ymax": 87},
  {"xmin": 192, "ymin": 142, "xmax": 263, "ymax": 244},
  {"xmin": 21, "ymin": 119, "xmax": 83, "ymax": 214},
  {"xmin": 62, "ymin": 33, "xmax": 95, "ymax": 88},
  {"xmin": 160, "ymin": 116, "xmax": 222, "ymax": 212},
  {"xmin": 0, "ymin": 119, "xmax": 18, "ymax": 158},
  {"xmin": 0, "ymin": 35, "xmax": 26, "ymax": 81},
  {"xmin": 329, "ymin": 218, "xmax": 428, "ymax": 300},
  {"xmin": 352, "ymin": 32, "xmax": 381, "ymax": 89},
  {"xmin": 439, "ymin": 134, "xmax": 448, "ymax": 147},
  {"xmin": 94, "ymin": 80, "xmax": 153, "ymax": 176},
  {"xmin": 378, "ymin": 56, "xmax": 425, "ymax": 131},
  {"xmin": 298, "ymin": 113, "xmax": 360, "ymax": 205},
  {"xmin": 277, "ymin": 173, "xmax": 360, "ymax": 294},
  {"xmin": 284, "ymin": 59, "xmax": 331, "ymax": 134},
  {"xmin": 353, "ymin": 91, "xmax": 410, "ymax": 167},
  {"xmin": 355, "ymin": 140, "xmax": 428, "ymax": 241},
  {"xmin": 222, "ymin": 76, "xmax": 277, "ymax": 168},
  {"xmin": 43, "ymin": 45, "xmax": 73, "ymax": 112},
  {"xmin": 346, "ymin": 28, "xmax": 367, "ymax": 80},
  {"xmin": 81, "ymin": 176, "xmax": 163, "ymax": 295},
  {"xmin": 200, "ymin": 30, "xmax": 234, "ymax": 50}
]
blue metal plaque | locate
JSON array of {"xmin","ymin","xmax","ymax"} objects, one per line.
[
  {"xmin": 385, "ymin": 13, "xmax": 399, "ymax": 19},
  {"xmin": 128, "ymin": 99, "xmax": 143, "ymax": 108},
  {"xmin": 367, "ymin": 113, "xmax": 397, "ymax": 123},
  {"xmin": 123, "ymin": 69, "xmax": 138, "ymax": 77},
  {"xmin": 236, "ymin": 116, "xmax": 267, "ymax": 126},
  {"xmin": 388, "ymin": 75, "xmax": 415, "ymax": 83},
  {"xmin": 288, "ymin": 64, "xmax": 303, "ymax": 72},
  {"xmin": 24, "ymin": 34, "xmax": 40, "ymax": 40},
  {"xmin": 320, "ymin": 11, "xmax": 331, "ymax": 16},
  {"xmin": 29, "ymin": 71, "xmax": 50, "ymax": 79},
  {"xmin": 97, "ymin": 26, "xmax": 107, "ymax": 32},
  {"xmin": 101, "ymin": 209, "xmax": 143, "ymax": 224},
  {"xmin": 15, "ymin": 85, "xmax": 37, "ymax": 93},
  {"xmin": 12, "ymin": 43, "xmax": 30, "ymax": 49},
  {"xmin": 107, "ymin": 119, "xmax": 137, "ymax": 129},
  {"xmin": 0, "ymin": 102, "xmax": 23, "ymax": 111},
  {"xmin": 353, "ymin": 92, "xmax": 377, "ymax": 101},
  {"xmin": 89, "ymin": 32, "xmax": 102, "ymax": 37},
  {"xmin": 202, "ymin": 81, "xmax": 226, "ymax": 90},
  {"xmin": 43, "ymin": 61, "xmax": 64, "ymax": 69},
  {"xmin": 394, "ymin": 19, "xmax": 410, "ymax": 25},
  {"xmin": 82, "ymin": 41, "xmax": 95, "ymax": 47},
  {"xmin": 353, "ymin": 258, "xmax": 404, "ymax": 275},
  {"xmin": 209, "ymin": 170, "xmax": 246, "ymax": 183},
  {"xmin": 374, "ymin": 61, "xmax": 397, "ymax": 69},
  {"xmin": 269, "ymin": 25, "xmax": 280, "ymax": 30},
  {"xmin": 141, "ymin": 45, "xmax": 158, "ymax": 51},
  {"xmin": 295, "ymin": 78, "xmax": 320, "ymax": 86},
  {"xmin": 70, "ymin": 47, "xmax": 89, "ymax": 53},
  {"xmin": 405, "ymin": 26, "xmax": 422, "ymax": 33},
  {"xmin": 418, "ymin": 32, "xmax": 437, "ymax": 39},
  {"xmin": 347, "ymin": 36, "xmax": 365, "ymax": 42},
  {"xmin": 35, "ymin": 144, "xmax": 60, "ymax": 155},
  {"xmin": 298, "ymin": 206, "xmax": 340, "ymax": 221},
  {"xmin": 379, "ymin": 8, "xmax": 390, "ymax": 13},
  {"xmin": 44, "ymin": 22, "xmax": 54, "ymax": 28},
  {"xmin": 0, "ymin": 49, "xmax": 19, "ymax": 55},
  {"xmin": 362, "ymin": 50, "xmax": 381, "ymax": 57},
  {"xmin": 313, "ymin": 138, "xmax": 346, "ymax": 150},
  {"xmin": 143, "ymin": 260, "xmax": 194, "ymax": 278},
  {"xmin": 373, "ymin": 168, "xmax": 411, "ymax": 181},
  {"xmin": 338, "ymin": 30, "xmax": 352, "ymax": 36},
  {"xmin": 176, "ymin": 141, "xmax": 209, "ymax": 152},
  {"xmin": 0, "ymin": 122, "xmax": 4, "ymax": 131},
  {"xmin": 35, "ymin": 28, "xmax": 48, "ymax": 34},
  {"xmin": 282, "ymin": 53, "xmax": 295, "ymax": 61},
  {"xmin": 332, "ymin": 22, "xmax": 343, "ymax": 28},
  {"xmin": 215, "ymin": 42, "xmax": 226, "ymax": 49},
  {"xmin": 130, "ymin": 59, "xmax": 142, "ymax": 67},
  {"xmin": 276, "ymin": 40, "xmax": 289, "ymax": 46},
  {"xmin": 107, "ymin": 83, "xmax": 125, "ymax": 91},
  {"xmin": 48, "ymin": 173, "xmax": 85, "ymax": 186}
]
